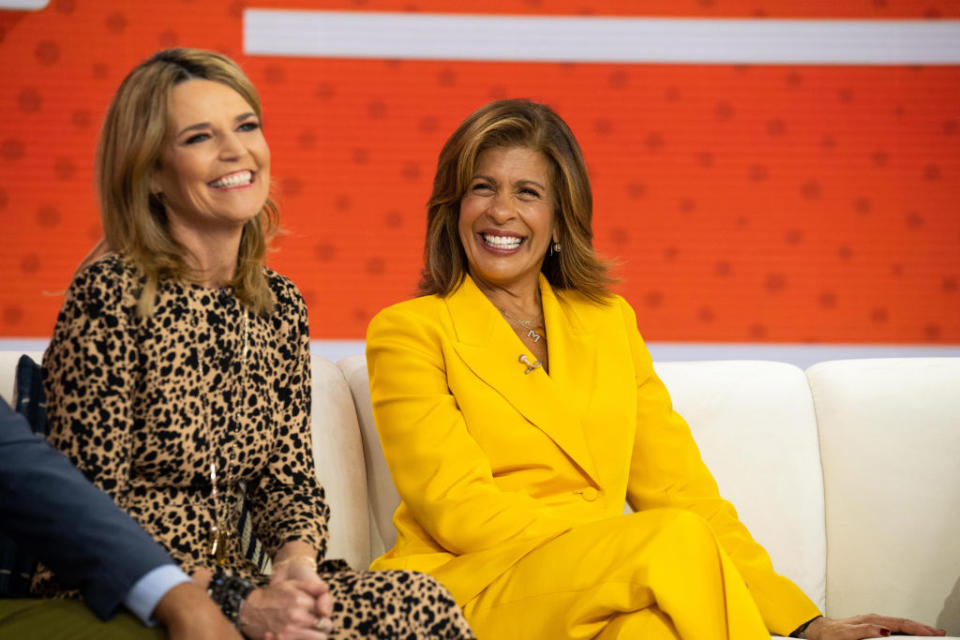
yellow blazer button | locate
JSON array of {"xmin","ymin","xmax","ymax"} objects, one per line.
[{"xmin": 579, "ymin": 487, "xmax": 599, "ymax": 501}]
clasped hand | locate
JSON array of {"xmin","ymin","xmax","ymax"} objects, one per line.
[{"xmin": 239, "ymin": 556, "xmax": 334, "ymax": 640}]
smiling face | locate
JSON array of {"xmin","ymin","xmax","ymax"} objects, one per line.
[
  {"xmin": 150, "ymin": 78, "xmax": 270, "ymax": 237},
  {"xmin": 458, "ymin": 146, "xmax": 557, "ymax": 293}
]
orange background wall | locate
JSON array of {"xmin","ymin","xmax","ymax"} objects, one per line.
[{"xmin": 1, "ymin": 1, "xmax": 958, "ymax": 344}]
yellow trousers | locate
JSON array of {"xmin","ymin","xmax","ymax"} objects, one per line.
[{"xmin": 462, "ymin": 508, "xmax": 770, "ymax": 640}]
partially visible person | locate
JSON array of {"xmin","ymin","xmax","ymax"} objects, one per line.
[
  {"xmin": 37, "ymin": 48, "xmax": 474, "ymax": 640},
  {"xmin": 365, "ymin": 99, "xmax": 946, "ymax": 639},
  {"xmin": 0, "ymin": 398, "xmax": 240, "ymax": 639}
]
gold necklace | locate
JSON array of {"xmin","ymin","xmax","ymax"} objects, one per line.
[
  {"xmin": 498, "ymin": 308, "xmax": 546, "ymax": 344},
  {"xmin": 205, "ymin": 301, "xmax": 248, "ymax": 565}
]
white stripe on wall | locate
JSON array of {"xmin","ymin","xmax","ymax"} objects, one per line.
[
  {"xmin": 244, "ymin": 10, "xmax": 960, "ymax": 65},
  {"xmin": 0, "ymin": 0, "xmax": 48, "ymax": 8}
]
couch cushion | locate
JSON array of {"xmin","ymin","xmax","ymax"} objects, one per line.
[
  {"xmin": 654, "ymin": 360, "xmax": 826, "ymax": 611},
  {"xmin": 338, "ymin": 354, "xmax": 399, "ymax": 562},
  {"xmin": 309, "ymin": 355, "xmax": 371, "ymax": 569},
  {"xmin": 808, "ymin": 358, "xmax": 960, "ymax": 634}
]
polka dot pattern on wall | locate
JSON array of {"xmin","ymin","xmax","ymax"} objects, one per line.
[{"xmin": 0, "ymin": 0, "xmax": 958, "ymax": 344}]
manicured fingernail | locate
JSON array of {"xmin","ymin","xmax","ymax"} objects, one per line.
[{"xmin": 879, "ymin": 630, "xmax": 890, "ymax": 637}]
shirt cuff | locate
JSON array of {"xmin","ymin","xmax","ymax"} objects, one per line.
[{"xmin": 123, "ymin": 564, "xmax": 192, "ymax": 626}]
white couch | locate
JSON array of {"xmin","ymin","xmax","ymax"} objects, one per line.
[{"xmin": 3, "ymin": 351, "xmax": 959, "ymax": 638}]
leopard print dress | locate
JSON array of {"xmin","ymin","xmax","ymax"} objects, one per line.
[{"xmin": 37, "ymin": 254, "xmax": 474, "ymax": 639}]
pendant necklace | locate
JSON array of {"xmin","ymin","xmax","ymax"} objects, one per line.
[
  {"xmin": 498, "ymin": 307, "xmax": 546, "ymax": 344},
  {"xmin": 205, "ymin": 301, "xmax": 248, "ymax": 566}
]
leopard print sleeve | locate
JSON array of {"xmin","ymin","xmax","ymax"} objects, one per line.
[
  {"xmin": 42, "ymin": 256, "xmax": 138, "ymax": 507},
  {"xmin": 248, "ymin": 272, "xmax": 329, "ymax": 559}
]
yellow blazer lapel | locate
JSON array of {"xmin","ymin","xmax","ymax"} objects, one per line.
[{"xmin": 446, "ymin": 275, "xmax": 600, "ymax": 483}]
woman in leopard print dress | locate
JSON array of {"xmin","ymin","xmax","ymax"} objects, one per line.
[{"xmin": 39, "ymin": 48, "xmax": 474, "ymax": 640}]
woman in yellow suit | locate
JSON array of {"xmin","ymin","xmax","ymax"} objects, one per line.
[{"xmin": 365, "ymin": 99, "xmax": 944, "ymax": 640}]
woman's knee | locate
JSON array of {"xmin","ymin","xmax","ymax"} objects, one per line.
[{"xmin": 598, "ymin": 606, "xmax": 680, "ymax": 640}]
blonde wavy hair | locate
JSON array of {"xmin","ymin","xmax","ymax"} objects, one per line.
[
  {"xmin": 94, "ymin": 48, "xmax": 277, "ymax": 316},
  {"xmin": 419, "ymin": 99, "xmax": 614, "ymax": 302}
]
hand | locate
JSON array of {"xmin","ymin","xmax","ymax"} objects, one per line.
[
  {"xmin": 153, "ymin": 581, "xmax": 242, "ymax": 640},
  {"xmin": 270, "ymin": 554, "xmax": 334, "ymax": 621},
  {"xmin": 804, "ymin": 614, "xmax": 946, "ymax": 639},
  {"xmin": 240, "ymin": 579, "xmax": 333, "ymax": 640}
]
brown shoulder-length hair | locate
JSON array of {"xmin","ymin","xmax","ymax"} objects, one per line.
[
  {"xmin": 419, "ymin": 98, "xmax": 614, "ymax": 302},
  {"xmin": 95, "ymin": 48, "xmax": 277, "ymax": 316}
]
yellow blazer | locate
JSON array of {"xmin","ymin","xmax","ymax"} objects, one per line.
[{"xmin": 366, "ymin": 274, "xmax": 820, "ymax": 635}]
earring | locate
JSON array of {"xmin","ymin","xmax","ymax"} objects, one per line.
[{"xmin": 549, "ymin": 241, "xmax": 561, "ymax": 256}]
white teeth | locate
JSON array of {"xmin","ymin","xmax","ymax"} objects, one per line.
[
  {"xmin": 482, "ymin": 234, "xmax": 522, "ymax": 249},
  {"xmin": 210, "ymin": 171, "xmax": 253, "ymax": 188}
]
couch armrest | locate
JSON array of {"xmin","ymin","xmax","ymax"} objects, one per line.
[{"xmin": 808, "ymin": 357, "xmax": 960, "ymax": 633}]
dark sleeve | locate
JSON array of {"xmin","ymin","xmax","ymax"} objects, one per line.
[
  {"xmin": 790, "ymin": 616, "xmax": 822, "ymax": 638},
  {"xmin": 249, "ymin": 280, "xmax": 328, "ymax": 558},
  {"xmin": 0, "ymin": 400, "xmax": 173, "ymax": 620}
]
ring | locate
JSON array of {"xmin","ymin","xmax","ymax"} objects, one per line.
[{"xmin": 313, "ymin": 617, "xmax": 332, "ymax": 632}]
